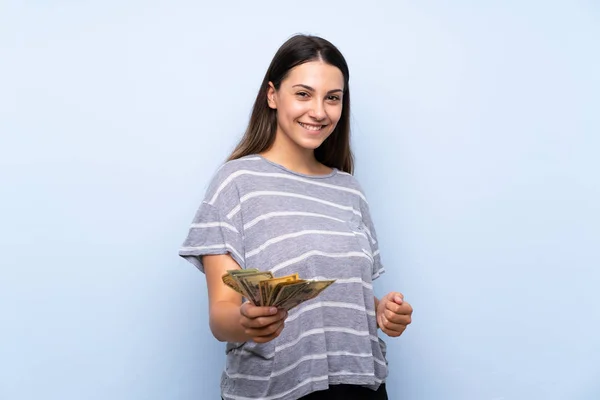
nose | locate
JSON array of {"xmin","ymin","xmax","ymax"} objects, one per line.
[{"xmin": 308, "ymin": 100, "xmax": 327, "ymax": 121}]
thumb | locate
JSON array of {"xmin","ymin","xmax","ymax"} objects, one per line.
[
  {"xmin": 241, "ymin": 301, "xmax": 278, "ymax": 318},
  {"xmin": 391, "ymin": 293, "xmax": 404, "ymax": 305}
]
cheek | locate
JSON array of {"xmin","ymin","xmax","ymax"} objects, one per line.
[
  {"xmin": 278, "ymin": 100, "xmax": 308, "ymax": 121},
  {"xmin": 328, "ymin": 106, "xmax": 343, "ymax": 124}
]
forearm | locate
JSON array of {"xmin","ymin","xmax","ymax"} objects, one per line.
[
  {"xmin": 374, "ymin": 295, "xmax": 380, "ymax": 329},
  {"xmin": 209, "ymin": 300, "xmax": 251, "ymax": 343}
]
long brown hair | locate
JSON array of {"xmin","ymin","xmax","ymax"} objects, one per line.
[{"xmin": 228, "ymin": 34, "xmax": 354, "ymax": 174}]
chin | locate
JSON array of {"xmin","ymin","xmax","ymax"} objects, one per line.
[
  {"xmin": 295, "ymin": 139, "xmax": 326, "ymax": 151},
  {"xmin": 294, "ymin": 134, "xmax": 332, "ymax": 151}
]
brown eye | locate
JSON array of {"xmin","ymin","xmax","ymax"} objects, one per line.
[
  {"xmin": 327, "ymin": 95, "xmax": 341, "ymax": 102},
  {"xmin": 296, "ymin": 92, "xmax": 309, "ymax": 98}
]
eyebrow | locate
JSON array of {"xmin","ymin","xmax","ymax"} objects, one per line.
[{"xmin": 292, "ymin": 84, "xmax": 343, "ymax": 94}]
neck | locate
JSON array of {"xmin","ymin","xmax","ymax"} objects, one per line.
[{"xmin": 261, "ymin": 130, "xmax": 330, "ymax": 175}]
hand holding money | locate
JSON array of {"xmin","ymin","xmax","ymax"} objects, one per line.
[
  {"xmin": 222, "ymin": 269, "xmax": 335, "ymax": 312},
  {"xmin": 239, "ymin": 302, "xmax": 287, "ymax": 343}
]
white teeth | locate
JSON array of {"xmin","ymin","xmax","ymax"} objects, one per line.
[{"xmin": 299, "ymin": 122, "xmax": 323, "ymax": 131}]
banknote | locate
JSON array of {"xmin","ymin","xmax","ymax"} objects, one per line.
[
  {"xmin": 227, "ymin": 268, "xmax": 260, "ymax": 276},
  {"xmin": 222, "ymin": 274, "xmax": 244, "ymax": 295},
  {"xmin": 234, "ymin": 272, "xmax": 274, "ymax": 305},
  {"xmin": 270, "ymin": 281, "xmax": 309, "ymax": 307},
  {"xmin": 221, "ymin": 268, "xmax": 260, "ymax": 295},
  {"xmin": 221, "ymin": 270, "xmax": 335, "ymax": 309},
  {"xmin": 259, "ymin": 273, "xmax": 299, "ymax": 306},
  {"xmin": 273, "ymin": 280, "xmax": 336, "ymax": 311}
]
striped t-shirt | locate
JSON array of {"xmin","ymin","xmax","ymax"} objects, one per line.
[{"xmin": 179, "ymin": 154, "xmax": 388, "ymax": 400}]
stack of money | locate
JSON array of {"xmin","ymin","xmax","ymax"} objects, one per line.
[{"xmin": 222, "ymin": 269, "xmax": 335, "ymax": 312}]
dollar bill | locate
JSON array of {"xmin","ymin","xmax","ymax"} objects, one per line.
[
  {"xmin": 271, "ymin": 281, "xmax": 310, "ymax": 308},
  {"xmin": 227, "ymin": 268, "xmax": 260, "ymax": 276},
  {"xmin": 221, "ymin": 269, "xmax": 335, "ymax": 309},
  {"xmin": 267, "ymin": 279, "xmax": 307, "ymax": 306},
  {"xmin": 259, "ymin": 274, "xmax": 299, "ymax": 306},
  {"xmin": 221, "ymin": 268, "xmax": 260, "ymax": 294},
  {"xmin": 232, "ymin": 271, "xmax": 274, "ymax": 305},
  {"xmin": 222, "ymin": 274, "xmax": 245, "ymax": 295},
  {"xmin": 274, "ymin": 279, "xmax": 336, "ymax": 312}
]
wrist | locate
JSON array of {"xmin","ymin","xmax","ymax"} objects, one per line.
[
  {"xmin": 374, "ymin": 296, "xmax": 381, "ymax": 329},
  {"xmin": 210, "ymin": 301, "xmax": 251, "ymax": 343}
]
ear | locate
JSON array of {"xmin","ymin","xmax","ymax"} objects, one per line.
[{"xmin": 267, "ymin": 82, "xmax": 277, "ymax": 109}]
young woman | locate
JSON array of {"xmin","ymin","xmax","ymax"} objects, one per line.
[{"xmin": 179, "ymin": 34, "xmax": 413, "ymax": 400}]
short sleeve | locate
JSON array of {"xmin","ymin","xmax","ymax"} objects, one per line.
[
  {"xmin": 179, "ymin": 201, "xmax": 245, "ymax": 273},
  {"xmin": 359, "ymin": 199, "xmax": 385, "ymax": 280}
]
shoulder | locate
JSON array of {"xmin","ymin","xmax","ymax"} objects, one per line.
[
  {"xmin": 209, "ymin": 155, "xmax": 264, "ymax": 187},
  {"xmin": 203, "ymin": 155, "xmax": 264, "ymax": 204},
  {"xmin": 331, "ymin": 170, "xmax": 369, "ymax": 201},
  {"xmin": 334, "ymin": 169, "xmax": 360, "ymax": 186},
  {"xmin": 213, "ymin": 155, "xmax": 264, "ymax": 180}
]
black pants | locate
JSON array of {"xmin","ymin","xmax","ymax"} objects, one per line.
[
  {"xmin": 299, "ymin": 384, "xmax": 388, "ymax": 400},
  {"xmin": 222, "ymin": 384, "xmax": 388, "ymax": 400}
]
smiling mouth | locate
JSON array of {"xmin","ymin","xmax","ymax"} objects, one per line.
[{"xmin": 298, "ymin": 122, "xmax": 327, "ymax": 131}]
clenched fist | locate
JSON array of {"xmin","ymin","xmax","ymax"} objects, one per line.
[{"xmin": 376, "ymin": 292, "xmax": 413, "ymax": 337}]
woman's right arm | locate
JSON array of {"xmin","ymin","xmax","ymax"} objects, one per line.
[{"xmin": 203, "ymin": 254, "xmax": 287, "ymax": 343}]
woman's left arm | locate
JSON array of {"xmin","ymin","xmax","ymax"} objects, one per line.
[{"xmin": 357, "ymin": 186, "xmax": 413, "ymax": 337}]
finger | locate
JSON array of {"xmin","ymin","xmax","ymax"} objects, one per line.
[
  {"xmin": 384, "ymin": 322, "xmax": 406, "ymax": 334},
  {"xmin": 385, "ymin": 300, "xmax": 403, "ymax": 314},
  {"xmin": 253, "ymin": 323, "xmax": 284, "ymax": 343},
  {"xmin": 384, "ymin": 309, "xmax": 411, "ymax": 325},
  {"xmin": 389, "ymin": 292, "xmax": 404, "ymax": 304},
  {"xmin": 272, "ymin": 320, "xmax": 285, "ymax": 337},
  {"xmin": 245, "ymin": 323, "xmax": 281, "ymax": 338},
  {"xmin": 381, "ymin": 315, "xmax": 407, "ymax": 334},
  {"xmin": 385, "ymin": 300, "xmax": 412, "ymax": 315},
  {"xmin": 260, "ymin": 320, "xmax": 286, "ymax": 341},
  {"xmin": 382, "ymin": 325, "xmax": 406, "ymax": 337},
  {"xmin": 240, "ymin": 302, "xmax": 279, "ymax": 319},
  {"xmin": 246, "ymin": 320, "xmax": 285, "ymax": 338},
  {"xmin": 243, "ymin": 310, "xmax": 287, "ymax": 328}
]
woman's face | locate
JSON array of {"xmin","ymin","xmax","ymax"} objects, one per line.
[{"xmin": 267, "ymin": 61, "xmax": 345, "ymax": 153}]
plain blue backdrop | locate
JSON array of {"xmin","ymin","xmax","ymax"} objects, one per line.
[{"xmin": 1, "ymin": 1, "xmax": 599, "ymax": 399}]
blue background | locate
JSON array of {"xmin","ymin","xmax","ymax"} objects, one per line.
[{"xmin": 1, "ymin": 1, "xmax": 598, "ymax": 399}]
